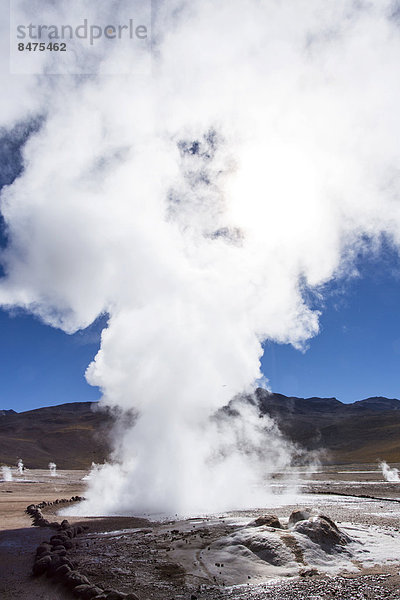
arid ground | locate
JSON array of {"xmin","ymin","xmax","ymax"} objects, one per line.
[{"xmin": 1, "ymin": 466, "xmax": 400, "ymax": 599}]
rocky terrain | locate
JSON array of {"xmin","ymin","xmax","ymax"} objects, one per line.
[
  {"xmin": 1, "ymin": 392, "xmax": 400, "ymax": 468},
  {"xmin": 254, "ymin": 390, "xmax": 400, "ymax": 464}
]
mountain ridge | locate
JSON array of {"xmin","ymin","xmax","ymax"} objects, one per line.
[
  {"xmin": 1, "ymin": 392, "xmax": 400, "ymax": 468},
  {"xmin": 3, "ymin": 393, "xmax": 400, "ymax": 416}
]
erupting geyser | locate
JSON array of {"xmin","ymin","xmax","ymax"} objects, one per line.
[
  {"xmin": 17, "ymin": 459, "xmax": 24, "ymax": 475},
  {"xmin": 1, "ymin": 1, "xmax": 400, "ymax": 515},
  {"xmin": 1, "ymin": 466, "xmax": 12, "ymax": 482},
  {"xmin": 380, "ymin": 461, "xmax": 400, "ymax": 483},
  {"xmin": 48, "ymin": 462, "xmax": 57, "ymax": 476}
]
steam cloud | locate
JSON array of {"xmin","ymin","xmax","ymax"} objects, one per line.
[
  {"xmin": 17, "ymin": 459, "xmax": 24, "ymax": 475},
  {"xmin": 380, "ymin": 461, "xmax": 400, "ymax": 482},
  {"xmin": 1, "ymin": 466, "xmax": 13, "ymax": 482},
  {"xmin": 1, "ymin": 1, "xmax": 400, "ymax": 514},
  {"xmin": 49, "ymin": 461, "xmax": 57, "ymax": 476}
]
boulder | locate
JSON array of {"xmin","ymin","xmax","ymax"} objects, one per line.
[
  {"xmin": 73, "ymin": 584, "xmax": 94, "ymax": 597},
  {"xmin": 64, "ymin": 571, "xmax": 90, "ymax": 589},
  {"xmin": 288, "ymin": 508, "xmax": 312, "ymax": 526},
  {"xmin": 50, "ymin": 535, "xmax": 67, "ymax": 545},
  {"xmin": 46, "ymin": 556, "xmax": 65, "ymax": 577},
  {"xmin": 54, "ymin": 564, "xmax": 72, "ymax": 580},
  {"xmin": 36, "ymin": 543, "xmax": 52, "ymax": 556},
  {"xmin": 293, "ymin": 515, "xmax": 351, "ymax": 547},
  {"xmin": 252, "ymin": 515, "xmax": 282, "ymax": 529},
  {"xmin": 32, "ymin": 555, "xmax": 52, "ymax": 576},
  {"xmin": 61, "ymin": 519, "xmax": 70, "ymax": 529},
  {"xmin": 82, "ymin": 586, "xmax": 104, "ymax": 599}
]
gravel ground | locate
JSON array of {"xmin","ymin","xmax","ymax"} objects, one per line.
[
  {"xmin": 217, "ymin": 573, "xmax": 400, "ymax": 600},
  {"xmin": 65, "ymin": 480, "xmax": 400, "ymax": 600}
]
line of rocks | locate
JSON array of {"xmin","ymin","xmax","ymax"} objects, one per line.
[
  {"xmin": 26, "ymin": 496, "xmax": 86, "ymax": 528},
  {"xmin": 27, "ymin": 499, "xmax": 139, "ymax": 600}
]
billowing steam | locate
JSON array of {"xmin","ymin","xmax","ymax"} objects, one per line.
[
  {"xmin": 1, "ymin": 466, "xmax": 12, "ymax": 482},
  {"xmin": 380, "ymin": 461, "xmax": 400, "ymax": 483},
  {"xmin": 17, "ymin": 459, "xmax": 24, "ymax": 475},
  {"xmin": 1, "ymin": 1, "xmax": 400, "ymax": 514},
  {"xmin": 49, "ymin": 462, "xmax": 57, "ymax": 476},
  {"xmin": 82, "ymin": 462, "xmax": 100, "ymax": 481}
]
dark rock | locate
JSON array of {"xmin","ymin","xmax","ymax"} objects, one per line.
[
  {"xmin": 36, "ymin": 551, "xmax": 51, "ymax": 559},
  {"xmin": 82, "ymin": 586, "xmax": 104, "ymax": 599},
  {"xmin": 54, "ymin": 564, "xmax": 72, "ymax": 580},
  {"xmin": 46, "ymin": 555, "xmax": 64, "ymax": 577},
  {"xmin": 41, "ymin": 519, "xmax": 51, "ymax": 527},
  {"xmin": 73, "ymin": 585, "xmax": 103, "ymax": 600},
  {"xmin": 36, "ymin": 543, "xmax": 52, "ymax": 556},
  {"xmin": 299, "ymin": 567, "xmax": 319, "ymax": 577},
  {"xmin": 64, "ymin": 571, "xmax": 90, "ymax": 589},
  {"xmin": 252, "ymin": 514, "xmax": 282, "ymax": 528},
  {"xmin": 57, "ymin": 557, "xmax": 74, "ymax": 569},
  {"xmin": 32, "ymin": 555, "xmax": 52, "ymax": 576},
  {"xmin": 293, "ymin": 515, "xmax": 351, "ymax": 547},
  {"xmin": 54, "ymin": 548, "xmax": 68, "ymax": 556},
  {"xmin": 51, "ymin": 535, "xmax": 67, "ymax": 545},
  {"xmin": 73, "ymin": 584, "xmax": 94, "ymax": 597},
  {"xmin": 288, "ymin": 508, "xmax": 312, "ymax": 526},
  {"xmin": 65, "ymin": 528, "xmax": 75, "ymax": 538}
]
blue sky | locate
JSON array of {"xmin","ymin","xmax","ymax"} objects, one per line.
[
  {"xmin": 0, "ymin": 244, "xmax": 399, "ymax": 412},
  {"xmin": 261, "ymin": 244, "xmax": 400, "ymax": 403},
  {"xmin": 0, "ymin": 310, "xmax": 105, "ymax": 411}
]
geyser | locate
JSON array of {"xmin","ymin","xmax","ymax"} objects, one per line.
[
  {"xmin": 49, "ymin": 462, "xmax": 57, "ymax": 476},
  {"xmin": 1, "ymin": 466, "xmax": 12, "ymax": 482},
  {"xmin": 380, "ymin": 461, "xmax": 400, "ymax": 483},
  {"xmin": 17, "ymin": 459, "xmax": 24, "ymax": 475},
  {"xmin": 1, "ymin": 1, "xmax": 400, "ymax": 514}
]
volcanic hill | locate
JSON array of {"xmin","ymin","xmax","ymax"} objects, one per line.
[{"xmin": 1, "ymin": 392, "xmax": 400, "ymax": 468}]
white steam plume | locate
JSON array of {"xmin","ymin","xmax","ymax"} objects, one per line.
[
  {"xmin": 48, "ymin": 462, "xmax": 57, "ymax": 476},
  {"xmin": 1, "ymin": 1, "xmax": 400, "ymax": 514},
  {"xmin": 380, "ymin": 461, "xmax": 400, "ymax": 483},
  {"xmin": 17, "ymin": 459, "xmax": 24, "ymax": 475},
  {"xmin": 1, "ymin": 466, "xmax": 13, "ymax": 482},
  {"xmin": 82, "ymin": 462, "xmax": 100, "ymax": 481}
]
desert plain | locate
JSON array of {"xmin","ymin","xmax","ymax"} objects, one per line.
[{"xmin": 1, "ymin": 465, "xmax": 400, "ymax": 600}]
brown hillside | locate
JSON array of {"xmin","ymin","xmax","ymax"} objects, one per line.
[
  {"xmin": 0, "ymin": 402, "xmax": 112, "ymax": 469},
  {"xmin": 1, "ymin": 392, "xmax": 400, "ymax": 468}
]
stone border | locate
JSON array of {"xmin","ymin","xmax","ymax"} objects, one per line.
[{"xmin": 27, "ymin": 499, "xmax": 139, "ymax": 600}]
